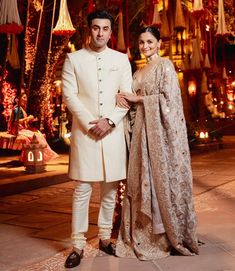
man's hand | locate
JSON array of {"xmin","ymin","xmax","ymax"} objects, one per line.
[{"xmin": 88, "ymin": 118, "xmax": 113, "ymax": 140}]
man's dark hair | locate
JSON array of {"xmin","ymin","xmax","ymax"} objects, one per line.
[{"xmin": 87, "ymin": 10, "xmax": 114, "ymax": 29}]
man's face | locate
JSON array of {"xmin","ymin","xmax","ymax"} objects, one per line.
[{"xmin": 89, "ymin": 18, "xmax": 112, "ymax": 52}]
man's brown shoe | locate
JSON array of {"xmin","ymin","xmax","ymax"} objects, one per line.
[
  {"xmin": 99, "ymin": 240, "xmax": 115, "ymax": 255},
  {"xmin": 64, "ymin": 250, "xmax": 84, "ymax": 268}
]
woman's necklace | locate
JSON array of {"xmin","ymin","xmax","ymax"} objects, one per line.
[{"xmin": 147, "ymin": 53, "xmax": 159, "ymax": 65}]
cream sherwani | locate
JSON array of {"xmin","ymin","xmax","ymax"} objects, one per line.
[
  {"xmin": 62, "ymin": 46, "xmax": 132, "ymax": 182},
  {"xmin": 62, "ymin": 46, "xmax": 132, "ymax": 249}
]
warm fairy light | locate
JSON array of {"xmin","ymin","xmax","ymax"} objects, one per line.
[
  {"xmin": 199, "ymin": 131, "xmax": 209, "ymax": 139},
  {"xmin": 54, "ymin": 80, "xmax": 61, "ymax": 87},
  {"xmin": 28, "ymin": 151, "xmax": 34, "ymax": 162},
  {"xmin": 68, "ymin": 41, "xmax": 76, "ymax": 52},
  {"xmin": 206, "ymin": 25, "xmax": 210, "ymax": 31},
  {"xmin": 188, "ymin": 80, "xmax": 196, "ymax": 96},
  {"xmin": 228, "ymin": 104, "xmax": 233, "ymax": 110},
  {"xmin": 64, "ymin": 132, "xmax": 71, "ymax": 138},
  {"xmin": 227, "ymin": 90, "xmax": 234, "ymax": 101}
]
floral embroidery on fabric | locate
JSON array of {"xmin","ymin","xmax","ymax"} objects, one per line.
[{"xmin": 116, "ymin": 58, "xmax": 198, "ymax": 260}]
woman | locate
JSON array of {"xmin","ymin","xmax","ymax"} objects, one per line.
[
  {"xmin": 115, "ymin": 26, "xmax": 199, "ymax": 260},
  {"xmin": 8, "ymin": 93, "xmax": 58, "ymax": 162}
]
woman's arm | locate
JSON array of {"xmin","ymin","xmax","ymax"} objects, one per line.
[
  {"xmin": 116, "ymin": 91, "xmax": 143, "ymax": 108},
  {"xmin": 121, "ymin": 93, "xmax": 143, "ymax": 104}
]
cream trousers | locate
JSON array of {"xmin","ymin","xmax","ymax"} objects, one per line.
[{"xmin": 71, "ymin": 181, "xmax": 118, "ymax": 250}]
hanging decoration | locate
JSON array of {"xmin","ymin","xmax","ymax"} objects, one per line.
[
  {"xmin": 87, "ymin": 0, "xmax": 96, "ymax": 14},
  {"xmin": 192, "ymin": 0, "xmax": 204, "ymax": 19},
  {"xmin": 160, "ymin": 3, "xmax": 170, "ymax": 41},
  {"xmin": 151, "ymin": 2, "xmax": 162, "ymax": 28},
  {"xmin": 25, "ymin": 0, "xmax": 45, "ymax": 90},
  {"xmin": 7, "ymin": 34, "xmax": 20, "ymax": 69},
  {"xmin": 203, "ymin": 53, "xmax": 211, "ymax": 69},
  {"xmin": 174, "ymin": 0, "xmax": 186, "ymax": 56},
  {"xmin": 53, "ymin": 0, "xmax": 76, "ymax": 37},
  {"xmin": 222, "ymin": 67, "xmax": 228, "ymax": 80},
  {"xmin": 1, "ymin": 79, "xmax": 17, "ymax": 120},
  {"xmin": 124, "ymin": 0, "xmax": 130, "ymax": 53},
  {"xmin": 190, "ymin": 26, "xmax": 203, "ymax": 70},
  {"xmin": 201, "ymin": 71, "xmax": 208, "ymax": 93},
  {"xmin": 37, "ymin": 0, "xmax": 71, "ymax": 136},
  {"xmin": 216, "ymin": 0, "xmax": 229, "ymax": 36},
  {"xmin": 0, "ymin": 0, "xmax": 23, "ymax": 34},
  {"xmin": 0, "ymin": 0, "xmax": 23, "ymax": 100},
  {"xmin": 174, "ymin": 0, "xmax": 186, "ymax": 31},
  {"xmin": 117, "ymin": 10, "xmax": 126, "ymax": 52}
]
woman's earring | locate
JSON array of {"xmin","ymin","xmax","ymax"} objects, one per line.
[{"xmin": 157, "ymin": 46, "xmax": 160, "ymax": 55}]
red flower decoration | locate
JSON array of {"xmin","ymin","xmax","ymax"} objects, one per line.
[
  {"xmin": 52, "ymin": 29, "xmax": 76, "ymax": 37},
  {"xmin": 0, "ymin": 23, "xmax": 24, "ymax": 34},
  {"xmin": 192, "ymin": 9, "xmax": 205, "ymax": 20}
]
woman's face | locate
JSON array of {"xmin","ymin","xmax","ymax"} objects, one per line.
[
  {"xmin": 138, "ymin": 32, "xmax": 160, "ymax": 58},
  {"xmin": 20, "ymin": 94, "xmax": 27, "ymax": 107}
]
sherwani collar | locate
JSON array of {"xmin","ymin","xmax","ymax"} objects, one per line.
[{"xmin": 86, "ymin": 46, "xmax": 110, "ymax": 56}]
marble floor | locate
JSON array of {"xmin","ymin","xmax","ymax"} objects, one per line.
[{"xmin": 0, "ymin": 137, "xmax": 235, "ymax": 270}]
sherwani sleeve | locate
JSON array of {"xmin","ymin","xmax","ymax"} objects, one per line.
[
  {"xmin": 105, "ymin": 54, "xmax": 132, "ymax": 125},
  {"xmin": 61, "ymin": 54, "xmax": 95, "ymax": 132}
]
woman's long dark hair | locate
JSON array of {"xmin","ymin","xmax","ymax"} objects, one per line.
[{"xmin": 139, "ymin": 26, "xmax": 161, "ymax": 41}]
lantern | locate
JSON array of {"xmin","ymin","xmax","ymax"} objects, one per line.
[
  {"xmin": 199, "ymin": 131, "xmax": 209, "ymax": 143},
  {"xmin": 23, "ymin": 134, "xmax": 46, "ymax": 173},
  {"xmin": 188, "ymin": 80, "xmax": 197, "ymax": 97}
]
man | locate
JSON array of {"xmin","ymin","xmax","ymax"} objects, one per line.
[{"xmin": 61, "ymin": 10, "xmax": 132, "ymax": 268}]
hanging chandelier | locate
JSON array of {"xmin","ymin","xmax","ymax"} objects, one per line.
[
  {"xmin": 192, "ymin": 0, "xmax": 205, "ymax": 19},
  {"xmin": 0, "ymin": 0, "xmax": 24, "ymax": 34},
  {"xmin": 53, "ymin": 0, "xmax": 76, "ymax": 37}
]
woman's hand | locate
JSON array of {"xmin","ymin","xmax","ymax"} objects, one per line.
[
  {"xmin": 28, "ymin": 115, "xmax": 34, "ymax": 121},
  {"xmin": 116, "ymin": 93, "xmax": 130, "ymax": 109},
  {"xmin": 122, "ymin": 93, "xmax": 143, "ymax": 104}
]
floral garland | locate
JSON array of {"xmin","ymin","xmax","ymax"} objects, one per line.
[
  {"xmin": 24, "ymin": 1, "xmax": 41, "ymax": 75},
  {"xmin": 38, "ymin": 38, "xmax": 69, "ymax": 136},
  {"xmin": 22, "ymin": 0, "xmax": 71, "ymax": 136},
  {"xmin": 0, "ymin": 75, "xmax": 17, "ymax": 121}
]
